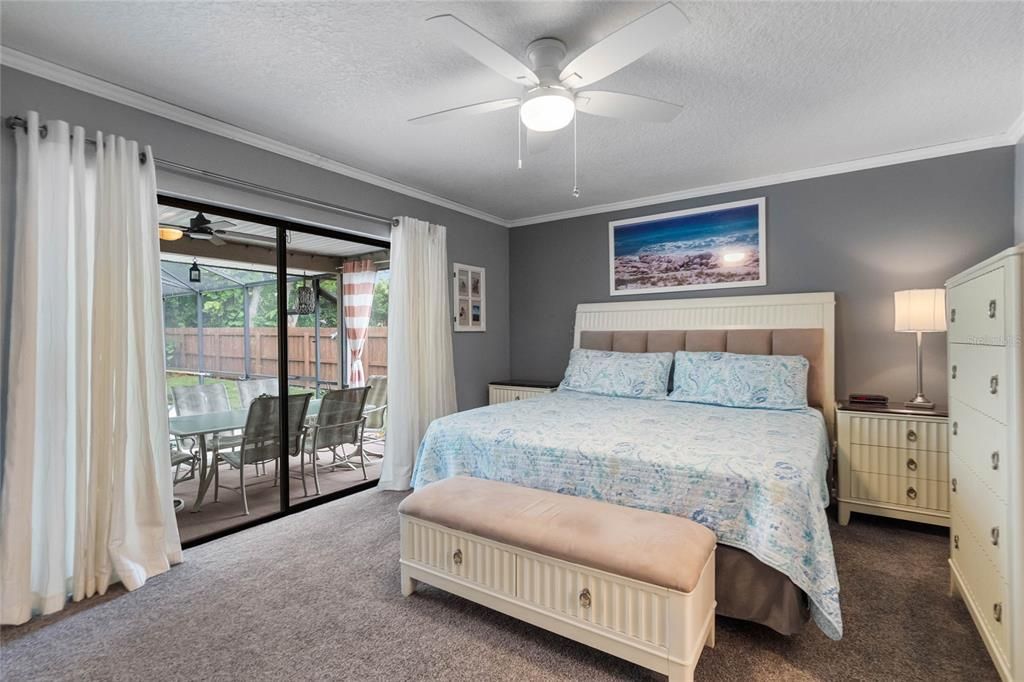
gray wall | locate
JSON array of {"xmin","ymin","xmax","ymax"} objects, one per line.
[
  {"xmin": 0, "ymin": 67, "xmax": 509, "ymax": 411},
  {"xmin": 1016, "ymin": 138, "xmax": 1023, "ymax": 244},
  {"xmin": 510, "ymin": 148, "xmax": 1016, "ymax": 405}
]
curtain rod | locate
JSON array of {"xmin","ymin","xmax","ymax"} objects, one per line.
[{"xmin": 4, "ymin": 115, "xmax": 399, "ymax": 228}]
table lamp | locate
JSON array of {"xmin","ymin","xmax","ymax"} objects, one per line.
[{"xmin": 894, "ymin": 288, "xmax": 947, "ymax": 409}]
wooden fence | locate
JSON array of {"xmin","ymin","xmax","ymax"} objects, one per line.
[{"xmin": 166, "ymin": 326, "xmax": 387, "ymax": 384}]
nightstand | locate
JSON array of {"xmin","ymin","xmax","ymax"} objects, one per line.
[
  {"xmin": 488, "ymin": 380, "xmax": 559, "ymax": 405},
  {"xmin": 836, "ymin": 401, "xmax": 949, "ymax": 527}
]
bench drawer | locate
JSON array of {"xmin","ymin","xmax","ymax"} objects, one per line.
[
  {"xmin": 401, "ymin": 518, "xmax": 517, "ymax": 597},
  {"xmin": 518, "ymin": 553, "xmax": 672, "ymax": 648}
]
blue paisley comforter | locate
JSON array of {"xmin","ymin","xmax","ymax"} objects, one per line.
[{"xmin": 411, "ymin": 390, "xmax": 843, "ymax": 640}]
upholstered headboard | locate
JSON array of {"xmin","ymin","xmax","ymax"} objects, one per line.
[{"xmin": 573, "ymin": 293, "xmax": 836, "ymax": 434}]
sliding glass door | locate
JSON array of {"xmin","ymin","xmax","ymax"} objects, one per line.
[{"xmin": 158, "ymin": 197, "xmax": 389, "ymax": 545}]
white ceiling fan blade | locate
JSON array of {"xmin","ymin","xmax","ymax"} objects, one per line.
[
  {"xmin": 559, "ymin": 3, "xmax": 687, "ymax": 89},
  {"xmin": 409, "ymin": 98, "xmax": 520, "ymax": 125},
  {"xmin": 427, "ymin": 14, "xmax": 539, "ymax": 86},
  {"xmin": 527, "ymin": 129, "xmax": 557, "ymax": 155},
  {"xmin": 576, "ymin": 91, "xmax": 682, "ymax": 122}
]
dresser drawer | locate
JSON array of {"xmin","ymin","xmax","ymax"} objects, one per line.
[
  {"xmin": 844, "ymin": 414, "xmax": 948, "ymax": 452},
  {"xmin": 948, "ymin": 267, "xmax": 1006, "ymax": 345},
  {"xmin": 948, "ymin": 344, "xmax": 1007, "ymax": 424},
  {"xmin": 847, "ymin": 471, "xmax": 948, "ymax": 511},
  {"xmin": 401, "ymin": 518, "xmax": 517, "ymax": 596},
  {"xmin": 517, "ymin": 552, "xmax": 671, "ymax": 647},
  {"xmin": 950, "ymin": 456, "xmax": 1008, "ymax": 580},
  {"xmin": 951, "ymin": 512, "xmax": 1011, "ymax": 657},
  {"xmin": 949, "ymin": 398, "xmax": 1008, "ymax": 503},
  {"xmin": 849, "ymin": 444, "xmax": 947, "ymax": 481}
]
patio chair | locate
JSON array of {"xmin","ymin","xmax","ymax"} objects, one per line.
[
  {"xmin": 362, "ymin": 376, "xmax": 387, "ymax": 453},
  {"xmin": 170, "ymin": 382, "xmax": 239, "ymax": 468},
  {"xmin": 237, "ymin": 378, "xmax": 279, "ymax": 407},
  {"xmin": 303, "ymin": 387, "xmax": 371, "ymax": 487},
  {"xmin": 215, "ymin": 392, "xmax": 312, "ymax": 515}
]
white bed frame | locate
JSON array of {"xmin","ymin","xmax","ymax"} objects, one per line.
[{"xmin": 573, "ymin": 292, "xmax": 837, "ymax": 434}]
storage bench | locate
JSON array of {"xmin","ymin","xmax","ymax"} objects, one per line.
[{"xmin": 398, "ymin": 476, "xmax": 717, "ymax": 681}]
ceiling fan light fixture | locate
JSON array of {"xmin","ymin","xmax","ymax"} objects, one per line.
[
  {"xmin": 520, "ymin": 87, "xmax": 575, "ymax": 132},
  {"xmin": 158, "ymin": 226, "xmax": 184, "ymax": 241}
]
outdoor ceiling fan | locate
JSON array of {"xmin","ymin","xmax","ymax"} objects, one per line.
[
  {"xmin": 158, "ymin": 212, "xmax": 276, "ymax": 247},
  {"xmin": 410, "ymin": 3, "xmax": 688, "ymax": 192}
]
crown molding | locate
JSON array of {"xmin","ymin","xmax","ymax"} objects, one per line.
[
  {"xmin": 508, "ymin": 126, "xmax": 1021, "ymax": 227},
  {"xmin": 4, "ymin": 46, "xmax": 1020, "ymax": 231},
  {"xmin": 0, "ymin": 47, "xmax": 511, "ymax": 227},
  {"xmin": 1007, "ymin": 109, "xmax": 1024, "ymax": 145}
]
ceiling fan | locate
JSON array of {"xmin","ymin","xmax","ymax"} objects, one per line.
[
  {"xmin": 410, "ymin": 3, "xmax": 688, "ymax": 178},
  {"xmin": 158, "ymin": 212, "xmax": 276, "ymax": 247}
]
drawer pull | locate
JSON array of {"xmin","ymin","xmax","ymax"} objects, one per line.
[
  {"xmin": 988, "ymin": 299, "xmax": 997, "ymax": 319},
  {"xmin": 989, "ymin": 375, "xmax": 999, "ymax": 395},
  {"xmin": 906, "ymin": 458, "xmax": 918, "ymax": 472},
  {"xmin": 950, "ymin": 308, "xmax": 957, "ymax": 323},
  {"xmin": 991, "ymin": 451, "xmax": 1000, "ymax": 470},
  {"xmin": 991, "ymin": 527, "xmax": 1000, "ymax": 546},
  {"xmin": 452, "ymin": 548, "xmax": 463, "ymax": 566},
  {"xmin": 994, "ymin": 603, "xmax": 1002, "ymax": 623},
  {"xmin": 906, "ymin": 487, "xmax": 917, "ymax": 500},
  {"xmin": 951, "ymin": 478, "xmax": 958, "ymax": 493},
  {"xmin": 953, "ymin": 534, "xmax": 959, "ymax": 550},
  {"xmin": 579, "ymin": 587, "xmax": 592, "ymax": 609},
  {"xmin": 951, "ymin": 421, "xmax": 958, "ymax": 436},
  {"xmin": 951, "ymin": 365, "xmax": 958, "ymax": 380},
  {"xmin": 906, "ymin": 429, "xmax": 918, "ymax": 443}
]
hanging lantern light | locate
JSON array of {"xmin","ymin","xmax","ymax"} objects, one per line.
[
  {"xmin": 189, "ymin": 259, "xmax": 201, "ymax": 283},
  {"xmin": 295, "ymin": 279, "xmax": 315, "ymax": 315}
]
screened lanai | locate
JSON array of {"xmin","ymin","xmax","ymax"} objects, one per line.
[{"xmin": 160, "ymin": 257, "xmax": 354, "ymax": 407}]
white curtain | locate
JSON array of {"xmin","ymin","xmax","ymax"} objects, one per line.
[
  {"xmin": 378, "ymin": 217, "xmax": 457, "ymax": 491},
  {"xmin": 342, "ymin": 258, "xmax": 377, "ymax": 387},
  {"xmin": 0, "ymin": 112, "xmax": 182, "ymax": 625}
]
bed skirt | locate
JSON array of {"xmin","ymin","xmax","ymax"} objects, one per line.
[{"xmin": 717, "ymin": 545, "xmax": 809, "ymax": 635}]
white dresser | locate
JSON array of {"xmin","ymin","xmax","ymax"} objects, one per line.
[
  {"xmin": 488, "ymin": 380, "xmax": 558, "ymax": 405},
  {"xmin": 946, "ymin": 245, "xmax": 1023, "ymax": 682}
]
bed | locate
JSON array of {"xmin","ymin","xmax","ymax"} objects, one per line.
[{"xmin": 411, "ymin": 293, "xmax": 842, "ymax": 640}]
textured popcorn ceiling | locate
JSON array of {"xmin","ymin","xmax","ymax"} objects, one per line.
[{"xmin": 3, "ymin": 1, "xmax": 1022, "ymax": 223}]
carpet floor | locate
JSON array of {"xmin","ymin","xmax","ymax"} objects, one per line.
[{"xmin": 1, "ymin": 488, "xmax": 998, "ymax": 681}]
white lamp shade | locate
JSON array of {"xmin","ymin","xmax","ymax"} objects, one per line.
[{"xmin": 894, "ymin": 289, "xmax": 947, "ymax": 333}]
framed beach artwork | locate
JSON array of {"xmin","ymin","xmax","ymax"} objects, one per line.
[
  {"xmin": 453, "ymin": 263, "xmax": 486, "ymax": 332},
  {"xmin": 608, "ymin": 197, "xmax": 766, "ymax": 295}
]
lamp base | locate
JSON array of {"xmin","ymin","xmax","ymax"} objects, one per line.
[{"xmin": 904, "ymin": 395, "xmax": 935, "ymax": 410}]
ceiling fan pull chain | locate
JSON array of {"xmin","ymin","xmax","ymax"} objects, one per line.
[
  {"xmin": 517, "ymin": 104, "xmax": 523, "ymax": 170},
  {"xmin": 571, "ymin": 115, "xmax": 580, "ymax": 198}
]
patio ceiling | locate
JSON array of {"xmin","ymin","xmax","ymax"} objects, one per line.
[{"xmin": 159, "ymin": 207, "xmax": 384, "ymax": 260}]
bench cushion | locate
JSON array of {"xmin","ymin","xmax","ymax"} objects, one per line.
[{"xmin": 399, "ymin": 476, "xmax": 716, "ymax": 593}]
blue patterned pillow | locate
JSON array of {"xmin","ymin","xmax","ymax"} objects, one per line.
[
  {"xmin": 559, "ymin": 349, "xmax": 673, "ymax": 400},
  {"xmin": 668, "ymin": 351, "xmax": 809, "ymax": 410}
]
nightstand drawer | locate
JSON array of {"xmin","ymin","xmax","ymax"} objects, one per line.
[
  {"xmin": 849, "ymin": 444, "xmax": 947, "ymax": 481},
  {"xmin": 847, "ymin": 471, "xmax": 949, "ymax": 511},
  {"xmin": 488, "ymin": 384, "xmax": 556, "ymax": 405},
  {"xmin": 947, "ymin": 266, "xmax": 1005, "ymax": 346},
  {"xmin": 948, "ymin": 344, "xmax": 1007, "ymax": 424},
  {"xmin": 950, "ymin": 455, "xmax": 1008, "ymax": 580},
  {"xmin": 949, "ymin": 398, "xmax": 1008, "ymax": 503},
  {"xmin": 845, "ymin": 414, "xmax": 948, "ymax": 452}
]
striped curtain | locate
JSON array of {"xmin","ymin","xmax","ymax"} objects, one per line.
[{"xmin": 342, "ymin": 259, "xmax": 377, "ymax": 387}]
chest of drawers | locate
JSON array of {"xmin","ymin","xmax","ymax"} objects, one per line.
[
  {"xmin": 836, "ymin": 403, "xmax": 949, "ymax": 527},
  {"xmin": 946, "ymin": 245, "xmax": 1023, "ymax": 682}
]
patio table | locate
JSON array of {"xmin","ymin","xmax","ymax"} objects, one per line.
[{"xmin": 169, "ymin": 399, "xmax": 321, "ymax": 513}]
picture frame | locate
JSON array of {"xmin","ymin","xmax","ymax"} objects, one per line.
[
  {"xmin": 453, "ymin": 263, "xmax": 486, "ymax": 332},
  {"xmin": 608, "ymin": 197, "xmax": 767, "ymax": 296}
]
